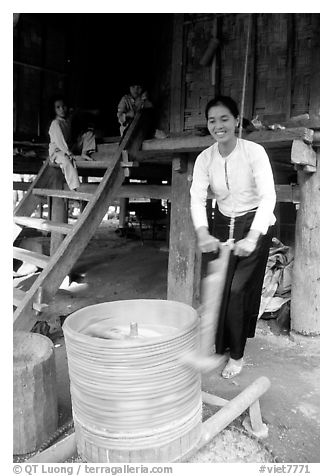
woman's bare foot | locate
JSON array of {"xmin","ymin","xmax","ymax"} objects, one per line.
[
  {"xmin": 180, "ymin": 351, "xmax": 230, "ymax": 373},
  {"xmin": 221, "ymin": 357, "xmax": 243, "ymax": 379}
]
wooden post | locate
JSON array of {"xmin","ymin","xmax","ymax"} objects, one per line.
[
  {"xmin": 118, "ymin": 198, "xmax": 129, "ymax": 230},
  {"xmin": 13, "ymin": 332, "xmax": 58, "ymax": 455},
  {"xmin": 167, "ymin": 155, "xmax": 201, "ymax": 307},
  {"xmin": 290, "ymin": 149, "xmax": 320, "ymax": 335},
  {"xmin": 50, "ymin": 169, "xmax": 67, "ymax": 255}
]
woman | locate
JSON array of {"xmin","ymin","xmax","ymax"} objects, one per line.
[{"xmin": 190, "ymin": 96, "xmax": 276, "ymax": 378}]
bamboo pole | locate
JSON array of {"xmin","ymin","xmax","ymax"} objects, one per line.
[{"xmin": 239, "ymin": 14, "xmax": 252, "ymax": 138}]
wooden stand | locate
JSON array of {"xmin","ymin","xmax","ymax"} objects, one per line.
[{"xmin": 13, "ymin": 332, "xmax": 58, "ymax": 455}]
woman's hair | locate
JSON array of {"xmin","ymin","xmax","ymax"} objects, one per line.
[{"xmin": 205, "ymin": 96, "xmax": 239, "ymax": 120}]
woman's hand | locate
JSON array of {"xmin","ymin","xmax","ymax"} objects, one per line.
[
  {"xmin": 233, "ymin": 238, "xmax": 256, "ymax": 257},
  {"xmin": 233, "ymin": 230, "xmax": 261, "ymax": 257},
  {"xmin": 197, "ymin": 227, "xmax": 219, "ymax": 253}
]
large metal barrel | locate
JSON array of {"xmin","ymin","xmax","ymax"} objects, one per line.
[{"xmin": 63, "ymin": 299, "xmax": 202, "ymax": 462}]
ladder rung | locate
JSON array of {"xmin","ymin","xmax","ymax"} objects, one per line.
[
  {"xmin": 14, "ymin": 216, "xmax": 72, "ymax": 234},
  {"xmin": 33, "ymin": 188, "xmax": 94, "ymax": 201},
  {"xmin": 52, "ymin": 160, "xmax": 110, "ymax": 170},
  {"xmin": 13, "ymin": 288, "xmax": 26, "ymax": 307},
  {"xmin": 74, "ymin": 160, "xmax": 110, "ymax": 169},
  {"xmin": 13, "ymin": 247, "xmax": 50, "ymax": 269}
]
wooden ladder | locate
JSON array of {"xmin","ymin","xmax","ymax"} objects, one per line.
[{"xmin": 13, "ymin": 111, "xmax": 146, "ymax": 331}]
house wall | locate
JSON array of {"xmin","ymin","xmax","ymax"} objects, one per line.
[
  {"xmin": 171, "ymin": 13, "xmax": 320, "ymax": 132},
  {"xmin": 13, "ymin": 14, "xmax": 68, "ymax": 140}
]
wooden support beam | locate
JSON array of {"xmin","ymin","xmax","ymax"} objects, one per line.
[
  {"xmin": 291, "ymin": 150, "xmax": 320, "ymax": 336},
  {"xmin": 13, "ymin": 247, "xmax": 50, "ymax": 269},
  {"xmin": 119, "ymin": 184, "xmax": 171, "ymax": 200},
  {"xmin": 33, "ymin": 188, "xmax": 93, "ymax": 201},
  {"xmin": 59, "ymin": 183, "xmax": 172, "ymax": 200},
  {"xmin": 207, "ymin": 184, "xmax": 300, "ymax": 204},
  {"xmin": 14, "ymin": 216, "xmax": 72, "ymax": 235},
  {"xmin": 14, "ymin": 161, "xmax": 56, "ymax": 219},
  {"xmin": 50, "ymin": 170, "xmax": 67, "ymax": 255},
  {"xmin": 13, "ymin": 288, "xmax": 26, "ymax": 307},
  {"xmin": 275, "ymin": 184, "xmax": 300, "ymax": 203},
  {"xmin": 62, "ymin": 160, "xmax": 109, "ymax": 170},
  {"xmin": 141, "ymin": 128, "xmax": 315, "ymax": 155},
  {"xmin": 172, "ymin": 157, "xmax": 187, "ymax": 173},
  {"xmin": 167, "ymin": 155, "xmax": 201, "ymax": 307},
  {"xmin": 13, "ymin": 181, "xmax": 32, "ymax": 191},
  {"xmin": 291, "ymin": 139, "xmax": 317, "ymax": 169}
]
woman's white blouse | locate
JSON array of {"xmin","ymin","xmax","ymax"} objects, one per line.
[{"xmin": 190, "ymin": 139, "xmax": 276, "ymax": 235}]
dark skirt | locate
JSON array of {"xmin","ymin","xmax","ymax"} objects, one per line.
[{"xmin": 211, "ymin": 208, "xmax": 273, "ymax": 359}]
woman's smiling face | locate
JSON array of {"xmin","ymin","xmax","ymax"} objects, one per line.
[{"xmin": 207, "ymin": 104, "xmax": 238, "ymax": 144}]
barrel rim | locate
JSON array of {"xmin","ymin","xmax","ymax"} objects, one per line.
[{"xmin": 63, "ymin": 299, "xmax": 198, "ymax": 348}]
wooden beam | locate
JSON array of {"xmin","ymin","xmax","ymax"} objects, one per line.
[
  {"xmin": 291, "ymin": 150, "xmax": 320, "ymax": 335},
  {"xmin": 141, "ymin": 128, "xmax": 315, "ymax": 155},
  {"xmin": 13, "ymin": 60, "xmax": 67, "ymax": 76},
  {"xmin": 13, "ymin": 181, "xmax": 32, "ymax": 191},
  {"xmin": 246, "ymin": 127, "xmax": 315, "ymax": 146},
  {"xmin": 207, "ymin": 184, "xmax": 300, "ymax": 203},
  {"xmin": 33, "ymin": 188, "xmax": 93, "ymax": 201},
  {"xmin": 14, "ymin": 160, "xmax": 56, "ymax": 219},
  {"xmin": 119, "ymin": 184, "xmax": 171, "ymax": 200},
  {"xmin": 275, "ymin": 184, "xmax": 300, "ymax": 203},
  {"xmin": 291, "ymin": 140, "xmax": 317, "ymax": 168},
  {"xmin": 13, "ymin": 288, "xmax": 26, "ymax": 307},
  {"xmin": 13, "ymin": 247, "xmax": 50, "ymax": 269},
  {"xmin": 54, "ymin": 183, "xmax": 172, "ymax": 200},
  {"xmin": 14, "ymin": 216, "xmax": 72, "ymax": 235},
  {"xmin": 64, "ymin": 160, "xmax": 109, "ymax": 170},
  {"xmin": 167, "ymin": 156, "xmax": 201, "ymax": 307},
  {"xmin": 29, "ymin": 183, "xmax": 297, "ymax": 204},
  {"xmin": 50, "ymin": 170, "xmax": 67, "ymax": 255}
]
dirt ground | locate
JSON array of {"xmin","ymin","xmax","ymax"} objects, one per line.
[{"xmin": 14, "ymin": 221, "xmax": 320, "ymax": 463}]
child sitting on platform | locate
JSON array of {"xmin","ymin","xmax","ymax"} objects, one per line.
[
  {"xmin": 48, "ymin": 96, "xmax": 96, "ymax": 190},
  {"xmin": 117, "ymin": 82, "xmax": 153, "ymax": 136}
]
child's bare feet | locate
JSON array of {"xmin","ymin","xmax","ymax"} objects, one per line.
[{"xmin": 221, "ymin": 357, "xmax": 243, "ymax": 379}]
